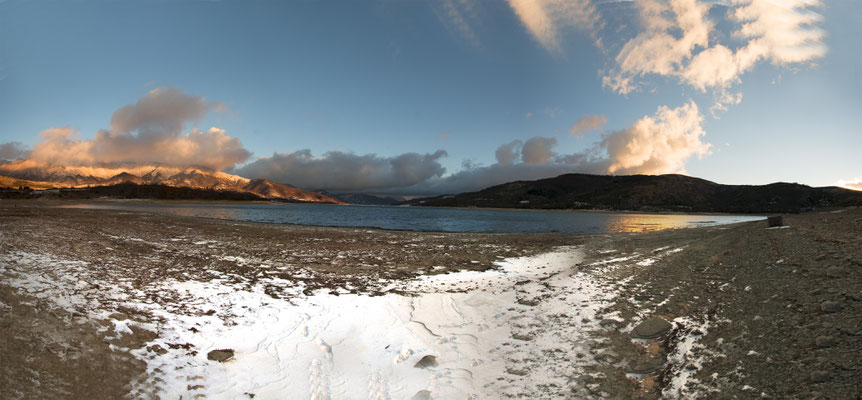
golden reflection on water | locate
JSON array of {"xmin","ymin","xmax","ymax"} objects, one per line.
[{"xmin": 605, "ymin": 214, "xmax": 717, "ymax": 233}]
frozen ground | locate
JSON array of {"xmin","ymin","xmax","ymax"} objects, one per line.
[
  {"xmin": 0, "ymin": 238, "xmax": 697, "ymax": 399},
  {"xmin": 3, "ymin": 203, "xmax": 861, "ymax": 399}
]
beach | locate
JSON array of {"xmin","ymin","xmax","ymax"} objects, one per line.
[{"xmin": 1, "ymin": 201, "xmax": 860, "ymax": 399}]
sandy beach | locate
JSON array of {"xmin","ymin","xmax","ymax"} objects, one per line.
[{"xmin": 1, "ymin": 201, "xmax": 860, "ymax": 399}]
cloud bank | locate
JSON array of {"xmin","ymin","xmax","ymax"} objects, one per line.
[
  {"xmin": 235, "ymin": 150, "xmax": 448, "ymax": 192},
  {"xmin": 28, "ymin": 88, "xmax": 251, "ymax": 170}
]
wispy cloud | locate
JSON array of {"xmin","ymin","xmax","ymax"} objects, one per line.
[
  {"xmin": 431, "ymin": 0, "xmax": 483, "ymax": 48},
  {"xmin": 507, "ymin": 0, "xmax": 601, "ymax": 53},
  {"xmin": 569, "ymin": 114, "xmax": 607, "ymax": 137},
  {"xmin": 27, "ymin": 88, "xmax": 251, "ymax": 170}
]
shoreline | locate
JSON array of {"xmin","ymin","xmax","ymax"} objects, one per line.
[{"xmin": 1, "ymin": 202, "xmax": 860, "ymax": 398}]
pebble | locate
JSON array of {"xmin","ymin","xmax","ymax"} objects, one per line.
[
  {"xmin": 810, "ymin": 371, "xmax": 831, "ymax": 383},
  {"xmin": 815, "ymin": 336, "xmax": 837, "ymax": 348},
  {"xmin": 821, "ymin": 301, "xmax": 842, "ymax": 313},
  {"xmin": 207, "ymin": 349, "xmax": 235, "ymax": 362}
]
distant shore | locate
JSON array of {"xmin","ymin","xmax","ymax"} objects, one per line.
[{"xmin": 1, "ymin": 201, "xmax": 859, "ymax": 398}]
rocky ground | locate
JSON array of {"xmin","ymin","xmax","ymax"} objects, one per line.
[
  {"xmin": 1, "ymin": 200, "xmax": 860, "ymax": 398},
  {"xmin": 578, "ymin": 208, "xmax": 862, "ymax": 399}
]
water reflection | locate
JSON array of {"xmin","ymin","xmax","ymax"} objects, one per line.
[
  {"xmin": 60, "ymin": 203, "xmax": 764, "ymax": 235},
  {"xmin": 604, "ymin": 214, "xmax": 729, "ymax": 233}
]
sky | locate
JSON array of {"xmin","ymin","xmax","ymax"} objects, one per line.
[{"xmin": 0, "ymin": 0, "xmax": 860, "ymax": 194}]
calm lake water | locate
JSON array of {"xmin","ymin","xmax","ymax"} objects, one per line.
[{"xmin": 62, "ymin": 202, "xmax": 765, "ymax": 235}]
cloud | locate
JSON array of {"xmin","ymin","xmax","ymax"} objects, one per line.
[
  {"xmin": 603, "ymin": 0, "xmax": 826, "ymax": 110},
  {"xmin": 837, "ymin": 178, "xmax": 862, "ymax": 191},
  {"xmin": 28, "ymin": 88, "xmax": 251, "ymax": 170},
  {"xmin": 508, "ymin": 0, "xmax": 600, "ymax": 53},
  {"xmin": 495, "ymin": 140, "xmax": 523, "ymax": 165},
  {"xmin": 0, "ymin": 141, "xmax": 30, "ymax": 160},
  {"xmin": 431, "ymin": 0, "xmax": 483, "ymax": 48},
  {"xmin": 602, "ymin": 100, "xmax": 710, "ymax": 174},
  {"xmin": 521, "ymin": 136, "xmax": 557, "ymax": 164},
  {"xmin": 409, "ymin": 101, "xmax": 708, "ymax": 194},
  {"xmin": 235, "ymin": 150, "xmax": 448, "ymax": 192},
  {"xmin": 569, "ymin": 114, "xmax": 607, "ymax": 137}
]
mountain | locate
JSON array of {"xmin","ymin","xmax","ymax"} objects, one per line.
[
  {"xmin": 243, "ymin": 179, "xmax": 343, "ymax": 203},
  {"xmin": 405, "ymin": 173, "xmax": 862, "ymax": 213},
  {"xmin": 0, "ymin": 160, "xmax": 344, "ymax": 204}
]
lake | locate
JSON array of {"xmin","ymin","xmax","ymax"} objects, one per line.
[{"xmin": 61, "ymin": 202, "xmax": 766, "ymax": 235}]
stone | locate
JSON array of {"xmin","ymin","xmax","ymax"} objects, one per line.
[
  {"xmin": 821, "ymin": 301, "xmax": 842, "ymax": 313},
  {"xmin": 207, "ymin": 349, "xmax": 235, "ymax": 362},
  {"xmin": 411, "ymin": 390, "xmax": 432, "ymax": 400},
  {"xmin": 630, "ymin": 317, "xmax": 673, "ymax": 339},
  {"xmin": 815, "ymin": 336, "xmax": 837, "ymax": 348},
  {"xmin": 810, "ymin": 370, "xmax": 831, "ymax": 383},
  {"xmin": 599, "ymin": 319, "xmax": 621, "ymax": 328},
  {"xmin": 767, "ymin": 216, "xmax": 784, "ymax": 227},
  {"xmin": 512, "ymin": 333, "xmax": 534, "ymax": 341},
  {"xmin": 627, "ymin": 359, "xmax": 664, "ymax": 374},
  {"xmin": 414, "ymin": 355, "xmax": 438, "ymax": 369}
]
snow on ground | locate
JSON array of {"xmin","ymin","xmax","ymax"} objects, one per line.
[{"xmin": 0, "ymin": 244, "xmax": 678, "ymax": 399}]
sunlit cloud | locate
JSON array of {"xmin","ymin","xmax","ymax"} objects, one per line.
[
  {"xmin": 837, "ymin": 178, "xmax": 862, "ymax": 191},
  {"xmin": 26, "ymin": 88, "xmax": 251, "ymax": 171},
  {"xmin": 602, "ymin": 100, "xmax": 710, "ymax": 174},
  {"xmin": 603, "ymin": 0, "xmax": 826, "ymax": 111},
  {"xmin": 507, "ymin": 0, "xmax": 600, "ymax": 53},
  {"xmin": 569, "ymin": 114, "xmax": 607, "ymax": 137}
]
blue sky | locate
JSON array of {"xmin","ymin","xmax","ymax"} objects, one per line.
[{"xmin": 0, "ymin": 0, "xmax": 859, "ymax": 193}]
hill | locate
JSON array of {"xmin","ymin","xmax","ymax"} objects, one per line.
[{"xmin": 405, "ymin": 173, "xmax": 862, "ymax": 213}]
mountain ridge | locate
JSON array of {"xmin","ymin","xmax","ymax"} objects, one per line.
[{"xmin": 0, "ymin": 160, "xmax": 344, "ymax": 204}]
